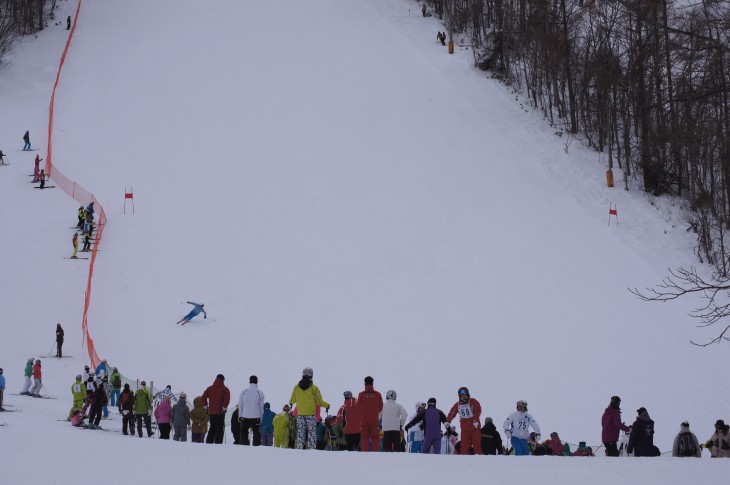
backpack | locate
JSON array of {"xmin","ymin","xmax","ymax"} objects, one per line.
[
  {"xmin": 112, "ymin": 375, "xmax": 121, "ymax": 389},
  {"xmin": 677, "ymin": 432, "xmax": 696, "ymax": 457}
]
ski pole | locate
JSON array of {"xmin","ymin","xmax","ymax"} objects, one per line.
[{"xmin": 48, "ymin": 342, "xmax": 56, "ymax": 357}]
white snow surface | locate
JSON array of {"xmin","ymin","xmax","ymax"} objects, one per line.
[{"xmin": 1, "ymin": 0, "xmax": 728, "ymax": 482}]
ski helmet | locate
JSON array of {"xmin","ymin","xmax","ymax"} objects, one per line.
[
  {"xmin": 427, "ymin": 397, "xmax": 437, "ymax": 406},
  {"xmin": 458, "ymin": 387, "xmax": 470, "ymax": 398},
  {"xmin": 76, "ymin": 374, "xmax": 82, "ymax": 380},
  {"xmin": 415, "ymin": 402, "xmax": 425, "ymax": 411},
  {"xmin": 302, "ymin": 367, "xmax": 314, "ymax": 378},
  {"xmin": 386, "ymin": 390, "xmax": 397, "ymax": 400},
  {"xmin": 343, "ymin": 391, "xmax": 353, "ymax": 399},
  {"xmin": 516, "ymin": 400, "xmax": 528, "ymax": 410},
  {"xmin": 610, "ymin": 395, "xmax": 621, "ymax": 408}
]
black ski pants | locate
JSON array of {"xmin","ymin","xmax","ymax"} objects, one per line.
[
  {"xmin": 239, "ymin": 417, "xmax": 261, "ymax": 446},
  {"xmin": 136, "ymin": 414, "xmax": 153, "ymax": 437},
  {"xmin": 382, "ymin": 430, "xmax": 402, "ymax": 452},
  {"xmin": 604, "ymin": 441, "xmax": 619, "ymax": 457},
  {"xmin": 158, "ymin": 423, "xmax": 171, "ymax": 439},
  {"xmin": 345, "ymin": 433, "xmax": 360, "ymax": 451},
  {"xmin": 122, "ymin": 412, "xmax": 135, "ymax": 434},
  {"xmin": 206, "ymin": 414, "xmax": 225, "ymax": 444},
  {"xmin": 56, "ymin": 339, "xmax": 63, "ymax": 357},
  {"xmin": 90, "ymin": 406, "xmax": 103, "ymax": 426}
]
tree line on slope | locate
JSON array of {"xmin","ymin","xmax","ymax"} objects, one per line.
[
  {"xmin": 424, "ymin": 0, "xmax": 730, "ymax": 277},
  {"xmin": 0, "ymin": 0, "xmax": 60, "ymax": 71}
]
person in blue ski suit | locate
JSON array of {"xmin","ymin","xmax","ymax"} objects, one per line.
[
  {"xmin": 0, "ymin": 368, "xmax": 6, "ymax": 411},
  {"xmin": 177, "ymin": 301, "xmax": 207, "ymax": 325}
]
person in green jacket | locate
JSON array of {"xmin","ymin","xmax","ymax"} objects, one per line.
[
  {"xmin": 21, "ymin": 358, "xmax": 33, "ymax": 395},
  {"xmin": 273, "ymin": 404, "xmax": 292, "ymax": 448},
  {"xmin": 69, "ymin": 375, "xmax": 86, "ymax": 419},
  {"xmin": 109, "ymin": 368, "xmax": 122, "ymax": 407},
  {"xmin": 289, "ymin": 367, "xmax": 329, "ymax": 450},
  {"xmin": 134, "ymin": 381, "xmax": 153, "ymax": 438}
]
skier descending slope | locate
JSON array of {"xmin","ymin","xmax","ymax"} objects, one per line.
[{"xmin": 177, "ymin": 301, "xmax": 207, "ymax": 325}]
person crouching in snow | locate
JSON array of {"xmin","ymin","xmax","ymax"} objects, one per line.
[{"xmin": 177, "ymin": 301, "xmax": 207, "ymax": 325}]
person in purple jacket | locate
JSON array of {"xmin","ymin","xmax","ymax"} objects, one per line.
[
  {"xmin": 602, "ymin": 395, "xmax": 632, "ymax": 456},
  {"xmin": 404, "ymin": 397, "xmax": 448, "ymax": 454}
]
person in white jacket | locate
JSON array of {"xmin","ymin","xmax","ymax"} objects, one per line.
[
  {"xmin": 503, "ymin": 400, "xmax": 540, "ymax": 456},
  {"xmin": 380, "ymin": 390, "xmax": 408, "ymax": 452},
  {"xmin": 237, "ymin": 375, "xmax": 265, "ymax": 446},
  {"xmin": 407, "ymin": 402, "xmax": 426, "ymax": 453}
]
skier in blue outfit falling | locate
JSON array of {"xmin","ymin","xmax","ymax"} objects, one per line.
[{"xmin": 177, "ymin": 301, "xmax": 207, "ymax": 325}]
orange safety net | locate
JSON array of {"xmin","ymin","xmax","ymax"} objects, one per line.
[{"xmin": 46, "ymin": 0, "xmax": 104, "ymax": 370}]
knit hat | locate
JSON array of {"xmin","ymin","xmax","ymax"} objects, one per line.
[
  {"xmin": 484, "ymin": 417, "xmax": 493, "ymax": 424},
  {"xmin": 250, "ymin": 375, "xmax": 258, "ymax": 384},
  {"xmin": 550, "ymin": 431, "xmax": 559, "ymax": 438},
  {"xmin": 427, "ymin": 397, "xmax": 436, "ymax": 406},
  {"xmin": 681, "ymin": 421, "xmax": 689, "ymax": 428},
  {"xmin": 716, "ymin": 420, "xmax": 726, "ymax": 428},
  {"xmin": 140, "ymin": 380, "xmax": 146, "ymax": 386},
  {"xmin": 637, "ymin": 407, "xmax": 647, "ymax": 415},
  {"xmin": 28, "ymin": 358, "xmax": 34, "ymax": 363},
  {"xmin": 123, "ymin": 383, "xmax": 130, "ymax": 390},
  {"xmin": 364, "ymin": 376, "xmax": 374, "ymax": 385},
  {"xmin": 216, "ymin": 374, "xmax": 225, "ymax": 381}
]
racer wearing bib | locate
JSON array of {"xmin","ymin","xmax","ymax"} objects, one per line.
[{"xmin": 445, "ymin": 386, "xmax": 482, "ymax": 454}]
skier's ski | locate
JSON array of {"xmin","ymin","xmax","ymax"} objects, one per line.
[
  {"xmin": 65, "ymin": 257, "xmax": 89, "ymax": 260},
  {"xmin": 34, "ymin": 186, "xmax": 56, "ymax": 189},
  {"xmin": 10, "ymin": 393, "xmax": 58, "ymax": 399},
  {"xmin": 0, "ymin": 423, "xmax": 7, "ymax": 426}
]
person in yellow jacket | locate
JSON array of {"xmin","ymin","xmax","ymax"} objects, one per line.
[
  {"xmin": 69, "ymin": 375, "xmax": 86, "ymax": 419},
  {"xmin": 289, "ymin": 367, "xmax": 329, "ymax": 450},
  {"xmin": 273, "ymin": 404, "xmax": 292, "ymax": 448}
]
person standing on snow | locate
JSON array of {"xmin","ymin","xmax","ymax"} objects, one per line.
[
  {"xmin": 0, "ymin": 149, "xmax": 6, "ymax": 165},
  {"xmin": 602, "ymin": 395, "xmax": 632, "ymax": 457},
  {"xmin": 481, "ymin": 417, "xmax": 504, "ymax": 455},
  {"xmin": 260, "ymin": 402, "xmax": 276, "ymax": 446},
  {"xmin": 22, "ymin": 130, "xmax": 30, "ymax": 151},
  {"xmin": 705, "ymin": 419, "xmax": 730, "ymax": 458},
  {"xmin": 273, "ymin": 404, "xmax": 292, "ymax": 448},
  {"xmin": 332, "ymin": 391, "xmax": 360, "ymax": 451},
  {"xmin": 0, "ymin": 368, "xmax": 5, "ymax": 411},
  {"xmin": 406, "ymin": 402, "xmax": 426, "ymax": 453},
  {"xmin": 190, "ymin": 396, "xmax": 209, "ymax": 443},
  {"xmin": 356, "ymin": 376, "xmax": 382, "ymax": 452},
  {"xmin": 66, "ymin": 15, "xmax": 71, "ymax": 30},
  {"xmin": 172, "ymin": 392, "xmax": 191, "ymax": 442},
  {"xmin": 405, "ymin": 397, "xmax": 448, "ymax": 454},
  {"xmin": 72, "ymin": 233, "xmax": 79, "ymax": 259},
  {"xmin": 21, "ymin": 358, "xmax": 33, "ymax": 395},
  {"xmin": 381, "ymin": 390, "xmax": 408, "ymax": 452},
  {"xmin": 29, "ymin": 359, "xmax": 43, "ymax": 397},
  {"xmin": 55, "ymin": 323, "xmax": 64, "ymax": 358},
  {"xmin": 88, "ymin": 382, "xmax": 108, "ymax": 429},
  {"xmin": 177, "ymin": 301, "xmax": 207, "ymax": 325},
  {"xmin": 109, "ymin": 367, "xmax": 122, "ymax": 407},
  {"xmin": 672, "ymin": 421, "xmax": 701, "ymax": 457},
  {"xmin": 119, "ymin": 384, "xmax": 136, "ymax": 435},
  {"xmin": 69, "ymin": 375, "xmax": 86, "ymax": 419},
  {"xmin": 289, "ymin": 367, "xmax": 329, "ymax": 450},
  {"xmin": 627, "ymin": 407, "xmax": 660, "ymax": 457},
  {"xmin": 503, "ymin": 400, "xmax": 541, "ymax": 456},
  {"xmin": 238, "ymin": 375, "xmax": 265, "ymax": 446},
  {"xmin": 445, "ymin": 386, "xmax": 483, "ymax": 455},
  {"xmin": 154, "ymin": 394, "xmax": 173, "ymax": 439},
  {"xmin": 134, "ymin": 381, "xmax": 154, "ymax": 438},
  {"xmin": 202, "ymin": 374, "xmax": 230, "ymax": 444}
]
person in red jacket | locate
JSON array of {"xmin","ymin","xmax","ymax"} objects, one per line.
[
  {"xmin": 601, "ymin": 395, "xmax": 631, "ymax": 456},
  {"xmin": 201, "ymin": 374, "xmax": 230, "ymax": 444},
  {"xmin": 356, "ymin": 376, "xmax": 382, "ymax": 452},
  {"xmin": 332, "ymin": 391, "xmax": 360, "ymax": 451},
  {"xmin": 29, "ymin": 359, "xmax": 43, "ymax": 397},
  {"xmin": 445, "ymin": 386, "xmax": 482, "ymax": 454}
]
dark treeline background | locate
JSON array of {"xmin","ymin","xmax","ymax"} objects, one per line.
[
  {"xmin": 424, "ymin": 0, "xmax": 730, "ymax": 276},
  {"xmin": 0, "ymin": 0, "xmax": 58, "ymax": 70}
]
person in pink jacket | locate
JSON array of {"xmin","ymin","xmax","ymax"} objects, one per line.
[{"xmin": 154, "ymin": 395, "xmax": 173, "ymax": 439}]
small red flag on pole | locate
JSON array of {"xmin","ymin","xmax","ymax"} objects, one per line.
[
  {"xmin": 124, "ymin": 187, "xmax": 134, "ymax": 214},
  {"xmin": 608, "ymin": 203, "xmax": 618, "ymax": 226}
]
